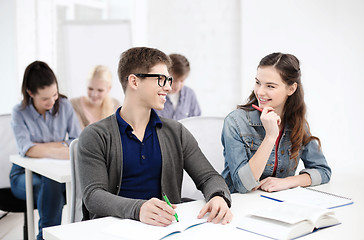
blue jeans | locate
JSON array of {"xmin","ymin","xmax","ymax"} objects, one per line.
[{"xmin": 10, "ymin": 170, "xmax": 65, "ymax": 240}]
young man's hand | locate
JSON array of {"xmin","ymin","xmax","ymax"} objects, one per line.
[
  {"xmin": 197, "ymin": 196, "xmax": 233, "ymax": 224},
  {"xmin": 139, "ymin": 198, "xmax": 177, "ymax": 226}
]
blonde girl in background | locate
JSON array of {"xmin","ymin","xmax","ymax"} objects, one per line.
[{"xmin": 71, "ymin": 65, "xmax": 120, "ymax": 129}]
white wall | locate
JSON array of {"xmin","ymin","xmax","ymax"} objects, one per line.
[
  {"xmin": 147, "ymin": 0, "xmax": 242, "ymax": 117},
  {"xmin": 60, "ymin": 21, "xmax": 131, "ymax": 101},
  {"xmin": 240, "ymin": 0, "xmax": 364, "ymax": 173},
  {"xmin": 0, "ymin": 0, "xmax": 19, "ymax": 114},
  {"xmin": 1, "ymin": 0, "xmax": 363, "ymax": 176},
  {"xmin": 0, "ymin": 0, "xmax": 58, "ymax": 115}
]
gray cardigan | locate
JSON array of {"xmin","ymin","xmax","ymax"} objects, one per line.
[{"xmin": 77, "ymin": 113, "xmax": 231, "ymax": 220}]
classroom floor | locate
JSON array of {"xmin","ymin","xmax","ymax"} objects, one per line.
[
  {"xmin": 0, "ymin": 210, "xmax": 30, "ymax": 240},
  {"xmin": 0, "ymin": 206, "xmax": 69, "ymax": 240}
]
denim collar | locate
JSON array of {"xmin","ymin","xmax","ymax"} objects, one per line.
[
  {"xmin": 246, "ymin": 110, "xmax": 263, "ymax": 127},
  {"xmin": 246, "ymin": 109, "xmax": 291, "ymax": 133}
]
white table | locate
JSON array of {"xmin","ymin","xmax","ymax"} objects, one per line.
[
  {"xmin": 43, "ymin": 171, "xmax": 363, "ymax": 240},
  {"xmin": 10, "ymin": 154, "xmax": 71, "ymax": 240}
]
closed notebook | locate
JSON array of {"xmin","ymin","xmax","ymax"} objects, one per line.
[
  {"xmin": 103, "ymin": 218, "xmax": 206, "ymax": 240},
  {"xmin": 237, "ymin": 202, "xmax": 340, "ymax": 240},
  {"xmin": 261, "ymin": 186, "xmax": 353, "ymax": 209}
]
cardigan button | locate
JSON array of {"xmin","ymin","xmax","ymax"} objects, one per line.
[{"xmin": 281, "ymin": 150, "xmax": 285, "ymax": 155}]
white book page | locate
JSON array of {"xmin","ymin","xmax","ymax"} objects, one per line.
[
  {"xmin": 237, "ymin": 215, "xmax": 312, "ymax": 240},
  {"xmin": 103, "ymin": 218, "xmax": 206, "ymax": 240},
  {"xmin": 251, "ymin": 202, "xmax": 334, "ymax": 225},
  {"xmin": 262, "ymin": 187, "xmax": 352, "ymax": 209}
]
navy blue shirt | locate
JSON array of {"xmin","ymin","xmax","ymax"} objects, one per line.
[{"xmin": 116, "ymin": 108, "xmax": 163, "ymax": 200}]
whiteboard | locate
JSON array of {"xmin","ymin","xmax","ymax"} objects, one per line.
[{"xmin": 61, "ymin": 20, "xmax": 132, "ymax": 103}]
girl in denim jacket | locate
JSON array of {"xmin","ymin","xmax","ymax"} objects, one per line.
[{"xmin": 221, "ymin": 53, "xmax": 331, "ymax": 194}]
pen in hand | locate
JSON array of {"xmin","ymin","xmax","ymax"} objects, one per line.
[
  {"xmin": 252, "ymin": 104, "xmax": 263, "ymax": 112},
  {"xmin": 162, "ymin": 192, "xmax": 179, "ymax": 222},
  {"xmin": 252, "ymin": 104, "xmax": 281, "ymax": 125}
]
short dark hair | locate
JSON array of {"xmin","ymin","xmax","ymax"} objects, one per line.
[
  {"xmin": 117, "ymin": 47, "xmax": 171, "ymax": 92},
  {"xmin": 21, "ymin": 61, "xmax": 66, "ymax": 115},
  {"xmin": 169, "ymin": 53, "xmax": 190, "ymax": 78}
]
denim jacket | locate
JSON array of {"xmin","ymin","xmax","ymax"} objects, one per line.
[{"xmin": 221, "ymin": 108, "xmax": 331, "ymax": 193}]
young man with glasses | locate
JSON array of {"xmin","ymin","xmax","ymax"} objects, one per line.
[{"xmin": 77, "ymin": 47, "xmax": 232, "ymax": 226}]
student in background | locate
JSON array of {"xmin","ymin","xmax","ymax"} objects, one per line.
[
  {"xmin": 155, "ymin": 53, "xmax": 201, "ymax": 120},
  {"xmin": 10, "ymin": 61, "xmax": 81, "ymax": 240},
  {"xmin": 221, "ymin": 52, "xmax": 331, "ymax": 194},
  {"xmin": 71, "ymin": 65, "xmax": 120, "ymax": 129},
  {"xmin": 77, "ymin": 47, "xmax": 232, "ymax": 226}
]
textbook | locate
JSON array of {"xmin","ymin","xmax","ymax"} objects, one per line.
[
  {"xmin": 237, "ymin": 202, "xmax": 340, "ymax": 240},
  {"xmin": 103, "ymin": 218, "xmax": 207, "ymax": 240},
  {"xmin": 261, "ymin": 186, "xmax": 353, "ymax": 209}
]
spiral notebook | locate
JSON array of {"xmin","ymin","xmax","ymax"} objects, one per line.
[{"xmin": 261, "ymin": 186, "xmax": 353, "ymax": 209}]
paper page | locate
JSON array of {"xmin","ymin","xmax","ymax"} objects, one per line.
[
  {"xmin": 251, "ymin": 202, "xmax": 334, "ymax": 225},
  {"xmin": 261, "ymin": 187, "xmax": 353, "ymax": 209},
  {"xmin": 103, "ymin": 218, "xmax": 206, "ymax": 240},
  {"xmin": 237, "ymin": 215, "xmax": 312, "ymax": 240},
  {"xmin": 315, "ymin": 215, "xmax": 341, "ymax": 229}
]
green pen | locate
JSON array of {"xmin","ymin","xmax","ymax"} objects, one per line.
[{"xmin": 162, "ymin": 192, "xmax": 179, "ymax": 222}]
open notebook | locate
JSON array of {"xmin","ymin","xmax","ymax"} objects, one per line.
[
  {"xmin": 103, "ymin": 218, "xmax": 207, "ymax": 240},
  {"xmin": 261, "ymin": 186, "xmax": 353, "ymax": 209}
]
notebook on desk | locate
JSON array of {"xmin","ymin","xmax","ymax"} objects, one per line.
[
  {"xmin": 260, "ymin": 186, "xmax": 353, "ymax": 209},
  {"xmin": 103, "ymin": 218, "xmax": 207, "ymax": 240}
]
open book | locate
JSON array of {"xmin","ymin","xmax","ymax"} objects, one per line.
[
  {"xmin": 261, "ymin": 186, "xmax": 353, "ymax": 209},
  {"xmin": 103, "ymin": 218, "xmax": 206, "ymax": 240},
  {"xmin": 237, "ymin": 202, "xmax": 340, "ymax": 240}
]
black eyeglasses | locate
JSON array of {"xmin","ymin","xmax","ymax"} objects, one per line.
[{"xmin": 134, "ymin": 73, "xmax": 173, "ymax": 87}]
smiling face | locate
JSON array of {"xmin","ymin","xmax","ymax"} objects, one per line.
[
  {"xmin": 254, "ymin": 66, "xmax": 296, "ymax": 117},
  {"xmin": 137, "ymin": 63, "xmax": 172, "ymax": 110},
  {"xmin": 87, "ymin": 76, "xmax": 111, "ymax": 106},
  {"xmin": 28, "ymin": 83, "xmax": 59, "ymax": 115}
]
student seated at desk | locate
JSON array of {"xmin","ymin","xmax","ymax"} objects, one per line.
[
  {"xmin": 77, "ymin": 47, "xmax": 232, "ymax": 227},
  {"xmin": 10, "ymin": 61, "xmax": 81, "ymax": 240},
  {"xmin": 155, "ymin": 53, "xmax": 201, "ymax": 120},
  {"xmin": 221, "ymin": 52, "xmax": 331, "ymax": 194},
  {"xmin": 71, "ymin": 65, "xmax": 120, "ymax": 129}
]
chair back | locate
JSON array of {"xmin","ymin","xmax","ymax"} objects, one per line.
[
  {"xmin": 0, "ymin": 114, "xmax": 37, "ymax": 240},
  {"xmin": 70, "ymin": 138, "xmax": 83, "ymax": 223},
  {"xmin": 0, "ymin": 114, "xmax": 18, "ymax": 188},
  {"xmin": 179, "ymin": 116, "xmax": 225, "ymax": 200}
]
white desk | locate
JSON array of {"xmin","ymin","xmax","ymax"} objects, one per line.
[
  {"xmin": 10, "ymin": 154, "xmax": 71, "ymax": 240},
  {"xmin": 43, "ymin": 171, "xmax": 363, "ymax": 240}
]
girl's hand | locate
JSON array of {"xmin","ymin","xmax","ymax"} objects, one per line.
[
  {"xmin": 260, "ymin": 107, "xmax": 281, "ymax": 139},
  {"xmin": 258, "ymin": 174, "xmax": 312, "ymax": 192},
  {"xmin": 257, "ymin": 177, "xmax": 296, "ymax": 192}
]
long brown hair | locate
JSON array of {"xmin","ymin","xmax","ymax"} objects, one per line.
[
  {"xmin": 238, "ymin": 52, "xmax": 320, "ymax": 160},
  {"xmin": 21, "ymin": 61, "xmax": 66, "ymax": 115}
]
